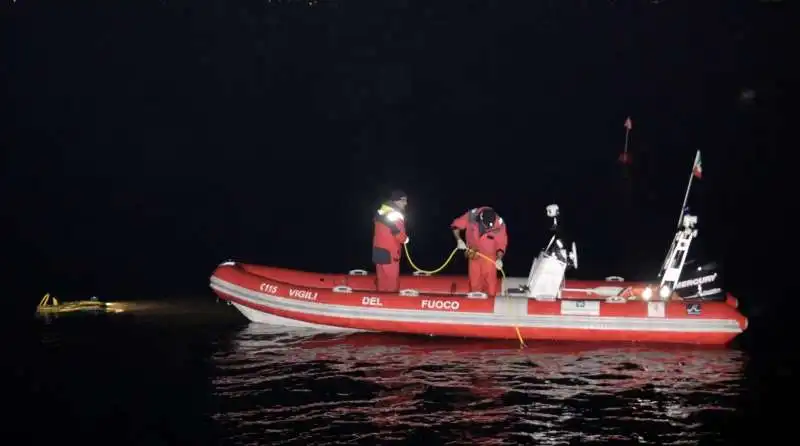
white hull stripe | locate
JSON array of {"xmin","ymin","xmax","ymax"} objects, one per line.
[{"xmin": 210, "ymin": 277, "xmax": 741, "ymax": 333}]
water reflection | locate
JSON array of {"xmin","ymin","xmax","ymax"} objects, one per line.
[{"xmin": 211, "ymin": 324, "xmax": 746, "ymax": 445}]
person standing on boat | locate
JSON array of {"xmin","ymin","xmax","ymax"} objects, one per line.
[
  {"xmin": 451, "ymin": 207, "xmax": 507, "ymax": 296},
  {"xmin": 372, "ymin": 190, "xmax": 409, "ymax": 292}
]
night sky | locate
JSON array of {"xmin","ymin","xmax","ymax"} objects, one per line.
[{"xmin": 3, "ymin": 1, "xmax": 790, "ymax": 318}]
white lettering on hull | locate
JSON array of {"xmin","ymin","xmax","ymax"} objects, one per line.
[
  {"xmin": 289, "ymin": 289, "xmax": 318, "ymax": 301},
  {"xmin": 259, "ymin": 283, "xmax": 279, "ymax": 294},
  {"xmin": 362, "ymin": 296, "xmax": 383, "ymax": 307},
  {"xmin": 421, "ymin": 300, "xmax": 461, "ymax": 311}
]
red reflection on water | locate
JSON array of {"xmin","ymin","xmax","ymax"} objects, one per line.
[
  {"xmin": 301, "ymin": 332, "xmax": 743, "ymax": 427},
  {"xmin": 214, "ymin": 327, "xmax": 745, "ymax": 440}
]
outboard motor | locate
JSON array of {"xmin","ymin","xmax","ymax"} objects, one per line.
[
  {"xmin": 525, "ymin": 204, "xmax": 579, "ymax": 300},
  {"xmin": 674, "ymin": 260, "xmax": 725, "ymax": 300}
]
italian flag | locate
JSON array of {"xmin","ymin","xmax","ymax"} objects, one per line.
[{"xmin": 692, "ymin": 150, "xmax": 703, "ymax": 179}]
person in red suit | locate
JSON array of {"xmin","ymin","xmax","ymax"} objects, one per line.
[
  {"xmin": 451, "ymin": 206, "xmax": 507, "ymax": 295},
  {"xmin": 372, "ymin": 190, "xmax": 409, "ymax": 292}
]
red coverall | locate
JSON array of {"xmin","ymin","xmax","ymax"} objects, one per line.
[
  {"xmin": 372, "ymin": 202, "xmax": 408, "ymax": 292},
  {"xmin": 451, "ymin": 207, "xmax": 508, "ymax": 296}
]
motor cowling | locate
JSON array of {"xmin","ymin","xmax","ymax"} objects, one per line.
[{"xmin": 674, "ymin": 260, "xmax": 725, "ymax": 300}]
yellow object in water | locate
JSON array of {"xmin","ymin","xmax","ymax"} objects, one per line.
[{"xmin": 36, "ymin": 293, "xmax": 127, "ymax": 316}]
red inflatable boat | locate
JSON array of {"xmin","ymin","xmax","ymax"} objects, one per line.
[{"xmin": 210, "ymin": 204, "xmax": 747, "ymax": 346}]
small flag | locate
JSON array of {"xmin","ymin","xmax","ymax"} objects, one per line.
[
  {"xmin": 624, "ymin": 117, "xmax": 632, "ymax": 130},
  {"xmin": 692, "ymin": 150, "xmax": 703, "ymax": 179}
]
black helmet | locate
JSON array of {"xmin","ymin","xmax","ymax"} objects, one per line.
[
  {"xmin": 389, "ymin": 190, "xmax": 407, "ymax": 201},
  {"xmin": 479, "ymin": 208, "xmax": 497, "ymax": 228}
]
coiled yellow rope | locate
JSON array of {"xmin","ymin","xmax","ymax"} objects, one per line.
[{"xmin": 403, "ymin": 243, "xmax": 527, "ymax": 348}]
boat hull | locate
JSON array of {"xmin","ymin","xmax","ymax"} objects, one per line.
[
  {"xmin": 232, "ymin": 264, "xmax": 684, "ymax": 301},
  {"xmin": 210, "ymin": 262, "xmax": 747, "ymax": 346}
]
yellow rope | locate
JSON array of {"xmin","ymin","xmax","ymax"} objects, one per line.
[
  {"xmin": 403, "ymin": 244, "xmax": 527, "ymax": 349},
  {"xmin": 402, "ymin": 244, "xmax": 459, "ymax": 275}
]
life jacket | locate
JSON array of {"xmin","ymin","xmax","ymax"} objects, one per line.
[{"xmin": 372, "ymin": 202, "xmax": 406, "ymax": 264}]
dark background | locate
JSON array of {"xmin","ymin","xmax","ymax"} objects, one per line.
[{"xmin": 2, "ymin": 1, "xmax": 791, "ymax": 333}]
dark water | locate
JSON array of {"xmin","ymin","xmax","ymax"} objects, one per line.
[{"xmin": 14, "ymin": 299, "xmax": 791, "ymax": 445}]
